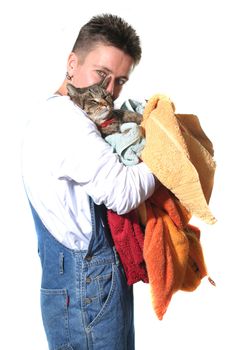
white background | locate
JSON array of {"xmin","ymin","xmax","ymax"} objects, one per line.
[{"xmin": 0, "ymin": 0, "xmax": 232, "ymax": 349}]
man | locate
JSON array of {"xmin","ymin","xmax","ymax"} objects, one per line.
[{"xmin": 22, "ymin": 14, "xmax": 156, "ymax": 350}]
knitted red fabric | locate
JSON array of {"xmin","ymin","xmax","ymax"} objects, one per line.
[{"xmin": 107, "ymin": 209, "xmax": 148, "ymax": 285}]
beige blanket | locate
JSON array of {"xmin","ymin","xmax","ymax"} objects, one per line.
[{"xmin": 141, "ymin": 95, "xmax": 216, "ymax": 224}]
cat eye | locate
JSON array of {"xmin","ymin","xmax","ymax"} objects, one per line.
[{"xmin": 90, "ymin": 99, "xmax": 99, "ymax": 105}]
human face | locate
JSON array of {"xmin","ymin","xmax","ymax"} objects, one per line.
[{"xmin": 67, "ymin": 45, "xmax": 134, "ymax": 100}]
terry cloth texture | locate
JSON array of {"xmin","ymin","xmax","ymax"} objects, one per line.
[
  {"xmin": 105, "ymin": 97, "xmax": 215, "ymax": 320},
  {"xmin": 141, "ymin": 95, "xmax": 216, "ymax": 224},
  {"xmin": 105, "ymin": 122, "xmax": 145, "ymax": 166},
  {"xmin": 144, "ymin": 185, "xmax": 208, "ymax": 320},
  {"xmin": 107, "ymin": 209, "xmax": 148, "ymax": 285},
  {"xmin": 120, "ymin": 98, "xmax": 146, "ymax": 115}
]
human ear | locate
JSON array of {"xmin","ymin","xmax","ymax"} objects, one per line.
[{"xmin": 67, "ymin": 52, "xmax": 78, "ymax": 78}]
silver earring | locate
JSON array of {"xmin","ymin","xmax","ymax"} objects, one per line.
[{"xmin": 66, "ymin": 72, "xmax": 73, "ymax": 80}]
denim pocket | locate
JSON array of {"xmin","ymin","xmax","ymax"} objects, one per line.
[
  {"xmin": 85, "ymin": 263, "xmax": 116, "ymax": 329},
  {"xmin": 40, "ymin": 288, "xmax": 72, "ymax": 350},
  {"xmin": 97, "ymin": 272, "xmax": 113, "ymax": 307}
]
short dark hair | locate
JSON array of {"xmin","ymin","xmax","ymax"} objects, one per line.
[{"xmin": 72, "ymin": 14, "xmax": 141, "ymax": 65}]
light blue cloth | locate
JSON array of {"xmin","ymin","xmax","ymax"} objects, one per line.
[
  {"xmin": 105, "ymin": 122, "xmax": 145, "ymax": 166},
  {"xmin": 120, "ymin": 99, "xmax": 146, "ymax": 115}
]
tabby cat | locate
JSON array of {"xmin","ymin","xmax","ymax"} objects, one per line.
[{"xmin": 66, "ymin": 77, "xmax": 143, "ymax": 137}]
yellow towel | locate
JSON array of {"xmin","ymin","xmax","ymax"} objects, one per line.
[{"xmin": 141, "ymin": 95, "xmax": 216, "ymax": 224}]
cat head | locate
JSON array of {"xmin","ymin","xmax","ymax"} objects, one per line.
[{"xmin": 66, "ymin": 76, "xmax": 114, "ymax": 124}]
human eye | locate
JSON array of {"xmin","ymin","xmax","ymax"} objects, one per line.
[
  {"xmin": 96, "ymin": 70, "xmax": 107, "ymax": 79},
  {"xmin": 116, "ymin": 77, "xmax": 128, "ymax": 86}
]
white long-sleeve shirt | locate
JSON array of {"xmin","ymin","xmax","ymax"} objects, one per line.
[{"xmin": 21, "ymin": 95, "xmax": 155, "ymax": 249}]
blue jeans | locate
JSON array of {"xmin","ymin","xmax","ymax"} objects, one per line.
[{"xmin": 29, "ymin": 199, "xmax": 134, "ymax": 350}]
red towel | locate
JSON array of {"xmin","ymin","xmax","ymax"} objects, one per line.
[{"xmin": 107, "ymin": 209, "xmax": 148, "ymax": 285}]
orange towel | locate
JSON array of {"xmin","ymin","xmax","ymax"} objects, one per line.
[
  {"xmin": 181, "ymin": 224, "xmax": 208, "ymax": 291},
  {"xmin": 143, "ymin": 186, "xmax": 208, "ymax": 320}
]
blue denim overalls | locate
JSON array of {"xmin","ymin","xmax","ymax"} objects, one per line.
[{"xmin": 29, "ymin": 199, "xmax": 134, "ymax": 350}]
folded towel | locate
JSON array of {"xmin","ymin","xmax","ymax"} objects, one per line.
[{"xmin": 141, "ymin": 95, "xmax": 216, "ymax": 224}]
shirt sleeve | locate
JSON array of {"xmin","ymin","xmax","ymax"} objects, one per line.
[{"xmin": 51, "ymin": 97, "xmax": 155, "ymax": 214}]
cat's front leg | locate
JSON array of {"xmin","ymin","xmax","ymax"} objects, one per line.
[{"xmin": 114, "ymin": 109, "xmax": 143, "ymax": 125}]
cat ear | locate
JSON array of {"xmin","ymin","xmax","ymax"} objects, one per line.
[
  {"xmin": 100, "ymin": 76, "xmax": 111, "ymax": 90},
  {"xmin": 66, "ymin": 83, "xmax": 78, "ymax": 98}
]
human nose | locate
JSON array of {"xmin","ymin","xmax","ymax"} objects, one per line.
[{"xmin": 105, "ymin": 76, "xmax": 115, "ymax": 96}]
